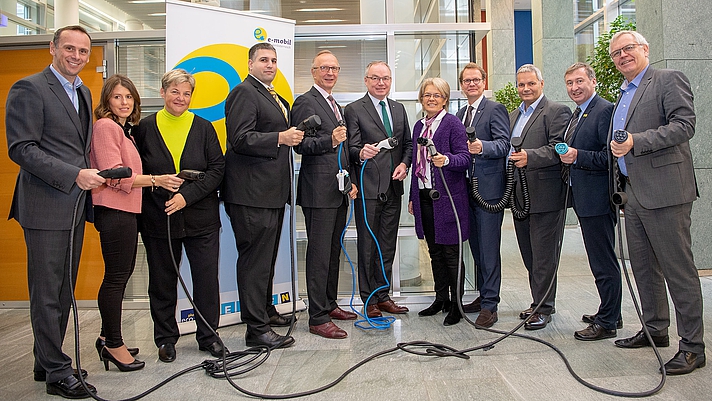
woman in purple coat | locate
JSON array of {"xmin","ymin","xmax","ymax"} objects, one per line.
[{"xmin": 408, "ymin": 77, "xmax": 470, "ymax": 326}]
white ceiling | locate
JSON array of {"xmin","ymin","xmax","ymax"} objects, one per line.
[{"xmin": 98, "ymin": 0, "xmax": 533, "ymax": 31}]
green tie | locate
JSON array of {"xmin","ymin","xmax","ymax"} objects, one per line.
[{"xmin": 379, "ymin": 100, "xmax": 393, "ymax": 137}]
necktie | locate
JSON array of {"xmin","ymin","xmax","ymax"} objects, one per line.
[
  {"xmin": 464, "ymin": 105, "xmax": 474, "ymax": 127},
  {"xmin": 560, "ymin": 107, "xmax": 581, "ymax": 184},
  {"xmin": 327, "ymin": 95, "xmax": 341, "ymax": 122},
  {"xmin": 379, "ymin": 100, "xmax": 393, "ymax": 137},
  {"xmin": 268, "ymin": 88, "xmax": 288, "ymax": 122},
  {"xmin": 564, "ymin": 107, "xmax": 581, "ymax": 145}
]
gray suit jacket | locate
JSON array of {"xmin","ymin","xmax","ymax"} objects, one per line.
[
  {"xmin": 344, "ymin": 94, "xmax": 412, "ymax": 199},
  {"xmin": 6, "ymin": 67, "xmax": 92, "ymax": 230},
  {"xmin": 614, "ymin": 67, "xmax": 697, "ymax": 209},
  {"xmin": 508, "ymin": 95, "xmax": 571, "ymax": 214}
]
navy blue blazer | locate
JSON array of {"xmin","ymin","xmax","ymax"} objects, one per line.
[
  {"xmin": 568, "ymin": 94, "xmax": 614, "ymax": 217},
  {"xmin": 456, "ymin": 97, "xmax": 510, "ymax": 201}
]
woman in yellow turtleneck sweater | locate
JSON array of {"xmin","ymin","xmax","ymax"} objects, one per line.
[{"xmin": 133, "ymin": 69, "xmax": 226, "ymax": 363}]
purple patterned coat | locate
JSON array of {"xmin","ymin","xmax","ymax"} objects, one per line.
[{"xmin": 409, "ymin": 112, "xmax": 470, "ymax": 245}]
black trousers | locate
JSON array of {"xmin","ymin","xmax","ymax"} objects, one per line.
[
  {"xmin": 225, "ymin": 203, "xmax": 284, "ymax": 336},
  {"xmin": 354, "ymin": 183, "xmax": 401, "ymax": 305},
  {"xmin": 142, "ymin": 230, "xmax": 221, "ymax": 348},
  {"xmin": 94, "ymin": 206, "xmax": 138, "ymax": 348},
  {"xmin": 25, "ymin": 219, "xmax": 85, "ymax": 383},
  {"xmin": 419, "ymin": 189, "xmax": 463, "ymax": 303},
  {"xmin": 303, "ymin": 201, "xmax": 348, "ymax": 326}
]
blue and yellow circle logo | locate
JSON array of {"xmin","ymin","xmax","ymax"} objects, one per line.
[
  {"xmin": 254, "ymin": 27, "xmax": 267, "ymax": 41},
  {"xmin": 173, "ymin": 43, "xmax": 293, "ymax": 151}
]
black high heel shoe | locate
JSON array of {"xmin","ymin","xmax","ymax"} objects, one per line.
[
  {"xmin": 100, "ymin": 347, "xmax": 145, "ymax": 372},
  {"xmin": 95, "ymin": 337, "xmax": 139, "ymax": 361}
]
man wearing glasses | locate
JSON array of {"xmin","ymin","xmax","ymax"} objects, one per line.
[
  {"xmin": 608, "ymin": 31, "xmax": 704, "ymax": 375},
  {"xmin": 455, "ymin": 63, "xmax": 510, "ymax": 328},
  {"xmin": 292, "ymin": 50, "xmax": 358, "ymax": 339},
  {"xmin": 345, "ymin": 61, "xmax": 412, "ymax": 318}
]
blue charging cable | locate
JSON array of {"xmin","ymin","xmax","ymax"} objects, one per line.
[{"xmin": 337, "ymin": 143, "xmax": 395, "ymax": 330}]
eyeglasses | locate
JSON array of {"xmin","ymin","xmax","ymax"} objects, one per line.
[
  {"xmin": 313, "ymin": 66, "xmax": 341, "ymax": 73},
  {"xmin": 366, "ymin": 76, "xmax": 392, "ymax": 83},
  {"xmin": 422, "ymin": 93, "xmax": 444, "ymax": 99},
  {"xmin": 610, "ymin": 43, "xmax": 642, "ymax": 59},
  {"xmin": 461, "ymin": 78, "xmax": 483, "ymax": 85}
]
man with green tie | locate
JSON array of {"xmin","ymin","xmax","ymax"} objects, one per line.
[{"xmin": 345, "ymin": 61, "xmax": 413, "ymax": 318}]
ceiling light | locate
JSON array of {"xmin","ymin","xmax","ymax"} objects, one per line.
[
  {"xmin": 295, "ymin": 8, "xmax": 344, "ymax": 12},
  {"xmin": 129, "ymin": 0, "xmax": 164, "ymax": 3},
  {"xmin": 149, "ymin": 12, "xmax": 166, "ymax": 16},
  {"xmin": 302, "ymin": 19, "xmax": 345, "ymax": 23}
]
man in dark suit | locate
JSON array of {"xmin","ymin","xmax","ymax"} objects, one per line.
[
  {"xmin": 509, "ymin": 64, "xmax": 571, "ymax": 330},
  {"xmin": 5, "ymin": 25, "xmax": 103, "ymax": 399},
  {"xmin": 608, "ymin": 31, "xmax": 704, "ymax": 375},
  {"xmin": 223, "ymin": 43, "xmax": 303, "ymax": 349},
  {"xmin": 344, "ymin": 61, "xmax": 412, "ymax": 318},
  {"xmin": 558, "ymin": 62, "xmax": 621, "ymax": 341},
  {"xmin": 455, "ymin": 63, "xmax": 510, "ymax": 328},
  {"xmin": 293, "ymin": 50, "xmax": 358, "ymax": 339}
]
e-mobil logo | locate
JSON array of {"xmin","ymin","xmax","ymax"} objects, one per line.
[
  {"xmin": 180, "ymin": 308, "xmax": 195, "ymax": 322},
  {"xmin": 254, "ymin": 26, "xmax": 292, "ymax": 47}
]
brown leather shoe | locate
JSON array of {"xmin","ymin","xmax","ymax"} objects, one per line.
[
  {"xmin": 377, "ymin": 300, "xmax": 409, "ymax": 314},
  {"xmin": 366, "ymin": 304, "xmax": 382, "ymax": 318},
  {"xmin": 462, "ymin": 296, "xmax": 482, "ymax": 313},
  {"xmin": 574, "ymin": 323, "xmax": 616, "ymax": 341},
  {"xmin": 329, "ymin": 307, "xmax": 357, "ymax": 320},
  {"xmin": 524, "ymin": 312, "xmax": 551, "ymax": 330},
  {"xmin": 519, "ymin": 307, "xmax": 556, "ymax": 319},
  {"xmin": 475, "ymin": 309, "xmax": 498, "ymax": 328},
  {"xmin": 309, "ymin": 322, "xmax": 348, "ymax": 339}
]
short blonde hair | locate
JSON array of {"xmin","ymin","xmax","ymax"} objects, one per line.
[
  {"xmin": 418, "ymin": 77, "xmax": 450, "ymax": 106},
  {"xmin": 161, "ymin": 69, "xmax": 195, "ymax": 92}
]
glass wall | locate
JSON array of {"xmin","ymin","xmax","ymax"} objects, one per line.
[{"xmin": 574, "ymin": 0, "xmax": 636, "ymax": 62}]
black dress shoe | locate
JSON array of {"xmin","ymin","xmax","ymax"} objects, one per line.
[
  {"xmin": 34, "ymin": 368, "xmax": 87, "ymax": 382},
  {"xmin": 158, "ymin": 343, "xmax": 176, "ymax": 363},
  {"xmin": 519, "ymin": 307, "xmax": 555, "ymax": 320},
  {"xmin": 582, "ymin": 314, "xmax": 623, "ymax": 329},
  {"xmin": 418, "ymin": 300, "xmax": 446, "ymax": 316},
  {"xmin": 574, "ymin": 323, "xmax": 616, "ymax": 341},
  {"xmin": 462, "ymin": 296, "xmax": 481, "ymax": 313},
  {"xmin": 245, "ymin": 330, "xmax": 295, "ymax": 349},
  {"xmin": 199, "ymin": 341, "xmax": 229, "ymax": 358},
  {"xmin": 95, "ymin": 337, "xmax": 138, "ymax": 361},
  {"xmin": 662, "ymin": 350, "xmax": 706, "ymax": 375},
  {"xmin": 100, "ymin": 347, "xmax": 145, "ymax": 372},
  {"xmin": 46, "ymin": 374, "xmax": 96, "ymax": 399},
  {"xmin": 269, "ymin": 314, "xmax": 295, "ymax": 327},
  {"xmin": 524, "ymin": 312, "xmax": 551, "ymax": 330},
  {"xmin": 443, "ymin": 305, "xmax": 461, "ymax": 326},
  {"xmin": 614, "ymin": 330, "xmax": 669, "ymax": 349}
]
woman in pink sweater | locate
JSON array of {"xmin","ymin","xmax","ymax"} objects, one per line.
[{"xmin": 90, "ymin": 74, "xmax": 183, "ymax": 372}]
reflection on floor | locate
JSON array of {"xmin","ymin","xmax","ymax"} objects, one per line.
[{"xmin": 2, "ymin": 213, "xmax": 711, "ymax": 400}]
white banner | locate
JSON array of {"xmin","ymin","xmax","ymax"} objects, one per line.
[{"xmin": 165, "ymin": 0, "xmax": 302, "ymax": 334}]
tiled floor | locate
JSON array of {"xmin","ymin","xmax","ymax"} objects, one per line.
[{"xmin": 2, "ymin": 213, "xmax": 711, "ymax": 400}]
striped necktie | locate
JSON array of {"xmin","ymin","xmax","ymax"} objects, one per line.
[{"xmin": 268, "ymin": 88, "xmax": 288, "ymax": 122}]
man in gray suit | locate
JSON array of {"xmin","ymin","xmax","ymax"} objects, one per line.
[
  {"xmin": 6, "ymin": 25, "xmax": 104, "ymax": 398},
  {"xmin": 345, "ymin": 61, "xmax": 412, "ymax": 318},
  {"xmin": 509, "ymin": 64, "xmax": 571, "ymax": 331},
  {"xmin": 609, "ymin": 31, "xmax": 705, "ymax": 375}
]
